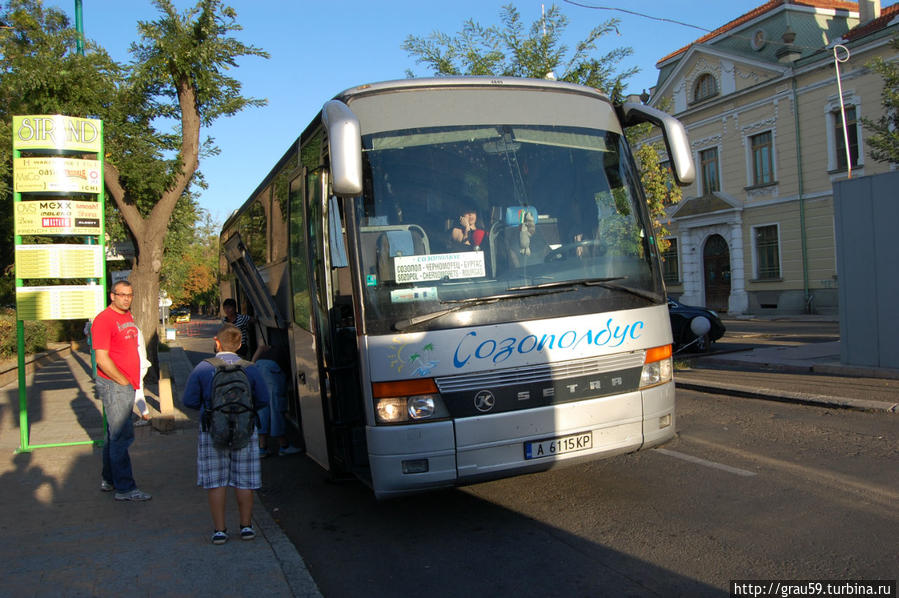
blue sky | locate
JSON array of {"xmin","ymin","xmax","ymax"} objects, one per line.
[{"xmin": 45, "ymin": 0, "xmax": 897, "ymax": 223}]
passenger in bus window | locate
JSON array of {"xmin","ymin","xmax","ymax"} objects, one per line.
[{"xmin": 449, "ymin": 206, "xmax": 485, "ymax": 251}]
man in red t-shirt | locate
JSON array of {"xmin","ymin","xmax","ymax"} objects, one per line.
[{"xmin": 92, "ymin": 280, "xmax": 151, "ymax": 502}]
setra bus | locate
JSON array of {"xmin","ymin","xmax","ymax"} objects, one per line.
[{"xmin": 219, "ymin": 77, "xmax": 694, "ymax": 498}]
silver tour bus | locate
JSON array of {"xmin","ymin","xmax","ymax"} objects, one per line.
[{"xmin": 220, "ymin": 77, "xmax": 694, "ymax": 498}]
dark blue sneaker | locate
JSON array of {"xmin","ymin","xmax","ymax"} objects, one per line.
[{"xmin": 114, "ymin": 488, "xmax": 152, "ymax": 502}]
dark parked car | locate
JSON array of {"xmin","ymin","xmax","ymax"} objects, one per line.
[{"xmin": 667, "ymin": 297, "xmax": 726, "ymax": 353}]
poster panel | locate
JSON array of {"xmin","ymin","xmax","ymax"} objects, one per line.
[
  {"xmin": 14, "ymin": 157, "xmax": 102, "ymax": 194},
  {"xmin": 13, "ymin": 200, "xmax": 101, "ymax": 236}
]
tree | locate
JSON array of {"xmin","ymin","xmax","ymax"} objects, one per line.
[
  {"xmin": 1, "ymin": 0, "xmax": 266, "ymax": 364},
  {"xmin": 634, "ymin": 141, "xmax": 682, "ymax": 253},
  {"xmin": 0, "ymin": 0, "xmax": 121, "ymax": 277},
  {"xmin": 402, "ymin": 3, "xmax": 636, "ymax": 100},
  {"xmin": 102, "ymin": 0, "xmax": 267, "ymax": 361},
  {"xmin": 160, "ymin": 209, "xmax": 219, "ymax": 310},
  {"xmin": 862, "ymin": 36, "xmax": 899, "ymax": 164}
]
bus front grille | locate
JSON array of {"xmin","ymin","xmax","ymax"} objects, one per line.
[{"xmin": 434, "ymin": 351, "xmax": 646, "ymax": 393}]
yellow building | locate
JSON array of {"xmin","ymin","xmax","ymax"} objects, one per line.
[{"xmin": 649, "ymin": 0, "xmax": 897, "ymax": 314}]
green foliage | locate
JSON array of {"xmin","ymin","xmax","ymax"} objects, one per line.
[
  {"xmin": 130, "ymin": 0, "xmax": 268, "ymax": 127},
  {"xmin": 0, "ymin": 311, "xmax": 51, "ymax": 359},
  {"xmin": 1, "ymin": 1, "xmax": 268, "ymax": 350},
  {"xmin": 0, "ymin": 316, "xmax": 89, "ymax": 359},
  {"xmin": 862, "ymin": 36, "xmax": 899, "ymax": 164},
  {"xmin": 402, "ymin": 3, "xmax": 636, "ymax": 100},
  {"xmin": 626, "ymin": 97, "xmax": 683, "ymax": 253},
  {"xmin": 635, "ymin": 141, "xmax": 682, "ymax": 252},
  {"xmin": 161, "ymin": 208, "xmax": 220, "ymax": 307},
  {"xmin": 0, "ymin": 0, "xmax": 121, "ymax": 266}
]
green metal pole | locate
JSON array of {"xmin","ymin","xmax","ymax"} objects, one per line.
[
  {"xmin": 74, "ymin": 0, "xmax": 84, "ymax": 56},
  {"xmin": 17, "ymin": 320, "xmax": 29, "ymax": 452}
]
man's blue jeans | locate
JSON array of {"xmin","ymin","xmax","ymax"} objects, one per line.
[
  {"xmin": 255, "ymin": 359, "xmax": 286, "ymax": 437},
  {"xmin": 97, "ymin": 376, "xmax": 137, "ymax": 492}
]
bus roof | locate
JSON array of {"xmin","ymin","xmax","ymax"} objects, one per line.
[{"xmin": 334, "ymin": 76, "xmax": 612, "ymax": 105}]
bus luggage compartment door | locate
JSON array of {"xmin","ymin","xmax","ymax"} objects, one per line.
[{"xmin": 453, "ymin": 392, "xmax": 645, "ymax": 481}]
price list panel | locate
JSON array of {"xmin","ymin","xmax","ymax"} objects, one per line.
[
  {"xmin": 16, "ymin": 286, "xmax": 106, "ymax": 320},
  {"xmin": 15, "ymin": 245, "xmax": 104, "ymax": 279}
]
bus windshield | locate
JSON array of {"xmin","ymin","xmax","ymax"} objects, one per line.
[{"xmin": 354, "ymin": 124, "xmax": 663, "ymax": 335}]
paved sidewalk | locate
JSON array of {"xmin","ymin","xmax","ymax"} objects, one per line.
[
  {"xmin": 675, "ymin": 340, "xmax": 899, "ymax": 413},
  {"xmin": 0, "ymin": 346, "xmax": 321, "ymax": 598}
]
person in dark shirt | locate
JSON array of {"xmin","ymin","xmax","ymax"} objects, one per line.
[{"xmin": 221, "ymin": 298, "xmax": 253, "ymax": 358}]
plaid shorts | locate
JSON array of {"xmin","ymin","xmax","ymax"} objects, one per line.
[{"xmin": 196, "ymin": 428, "xmax": 261, "ymax": 490}]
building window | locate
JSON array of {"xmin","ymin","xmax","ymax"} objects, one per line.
[
  {"xmin": 754, "ymin": 224, "xmax": 780, "ymax": 279},
  {"xmin": 700, "ymin": 147, "xmax": 720, "ymax": 194},
  {"xmin": 662, "ymin": 238, "xmax": 679, "ymax": 284},
  {"xmin": 833, "ymin": 105, "xmax": 859, "ymax": 171},
  {"xmin": 693, "ymin": 74, "xmax": 718, "ymax": 102},
  {"xmin": 750, "ymin": 131, "xmax": 774, "ymax": 185}
]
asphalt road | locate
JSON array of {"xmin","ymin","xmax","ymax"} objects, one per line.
[
  {"xmin": 173, "ymin": 316, "xmax": 897, "ymax": 596},
  {"xmin": 254, "ymin": 388, "xmax": 897, "ymax": 597}
]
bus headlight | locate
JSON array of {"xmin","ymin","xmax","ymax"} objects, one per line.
[
  {"xmin": 640, "ymin": 345, "xmax": 673, "ymax": 389},
  {"xmin": 372, "ymin": 379, "xmax": 449, "ymax": 424},
  {"xmin": 375, "ymin": 398, "xmax": 407, "ymax": 423},
  {"xmin": 408, "ymin": 395, "xmax": 436, "ymax": 419}
]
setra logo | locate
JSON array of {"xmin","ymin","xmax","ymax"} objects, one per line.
[{"xmin": 473, "ymin": 390, "xmax": 496, "ymax": 413}]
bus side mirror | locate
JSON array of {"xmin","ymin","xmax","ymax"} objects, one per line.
[
  {"xmin": 322, "ymin": 100, "xmax": 363, "ymax": 196},
  {"xmin": 618, "ymin": 103, "xmax": 695, "ymax": 186}
]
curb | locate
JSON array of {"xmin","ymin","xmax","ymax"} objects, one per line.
[
  {"xmin": 0, "ymin": 343, "xmax": 73, "ymax": 388},
  {"xmin": 253, "ymin": 496, "xmax": 323, "ymax": 598},
  {"xmin": 675, "ymin": 379, "xmax": 899, "ymax": 413}
]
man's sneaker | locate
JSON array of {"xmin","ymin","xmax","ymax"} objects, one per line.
[
  {"xmin": 240, "ymin": 526, "xmax": 256, "ymax": 541},
  {"xmin": 100, "ymin": 479, "xmax": 114, "ymax": 492},
  {"xmin": 279, "ymin": 445, "xmax": 303, "ymax": 456},
  {"xmin": 114, "ymin": 488, "xmax": 152, "ymax": 502},
  {"xmin": 212, "ymin": 530, "xmax": 228, "ymax": 545}
]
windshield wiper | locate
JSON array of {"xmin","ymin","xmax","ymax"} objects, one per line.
[
  {"xmin": 393, "ymin": 288, "xmax": 572, "ymax": 331},
  {"xmin": 509, "ymin": 277, "xmax": 664, "ymax": 303}
]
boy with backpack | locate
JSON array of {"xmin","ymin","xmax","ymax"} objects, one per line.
[{"xmin": 182, "ymin": 323, "xmax": 269, "ymax": 545}]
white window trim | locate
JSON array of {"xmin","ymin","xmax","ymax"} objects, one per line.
[
  {"xmin": 751, "ymin": 222, "xmax": 782, "ymax": 280},
  {"xmin": 663, "ymin": 237, "xmax": 680, "ymax": 283},
  {"xmin": 697, "ymin": 145, "xmax": 722, "ymax": 195},
  {"xmin": 745, "ymin": 129, "xmax": 777, "ymax": 187},
  {"xmin": 825, "ymin": 93, "xmax": 864, "ymax": 173}
]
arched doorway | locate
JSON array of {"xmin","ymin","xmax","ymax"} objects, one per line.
[{"xmin": 703, "ymin": 234, "xmax": 731, "ymax": 312}]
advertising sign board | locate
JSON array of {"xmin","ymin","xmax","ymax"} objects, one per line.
[
  {"xmin": 13, "ymin": 115, "xmax": 102, "ymax": 153},
  {"xmin": 14, "ymin": 157, "xmax": 102, "ymax": 194},
  {"xmin": 14, "ymin": 199, "xmax": 102, "ymax": 236}
]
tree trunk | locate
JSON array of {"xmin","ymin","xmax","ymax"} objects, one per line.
[{"xmin": 129, "ymin": 235, "xmax": 165, "ymax": 383}]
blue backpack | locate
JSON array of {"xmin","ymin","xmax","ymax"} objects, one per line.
[{"xmin": 201, "ymin": 357, "xmax": 258, "ymax": 450}]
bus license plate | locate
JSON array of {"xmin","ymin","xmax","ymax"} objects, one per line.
[{"xmin": 524, "ymin": 432, "xmax": 593, "ymax": 460}]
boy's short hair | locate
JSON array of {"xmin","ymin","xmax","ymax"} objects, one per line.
[
  {"xmin": 216, "ymin": 324, "xmax": 242, "ymax": 352},
  {"xmin": 222, "ymin": 298, "xmax": 237, "ymax": 309}
]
